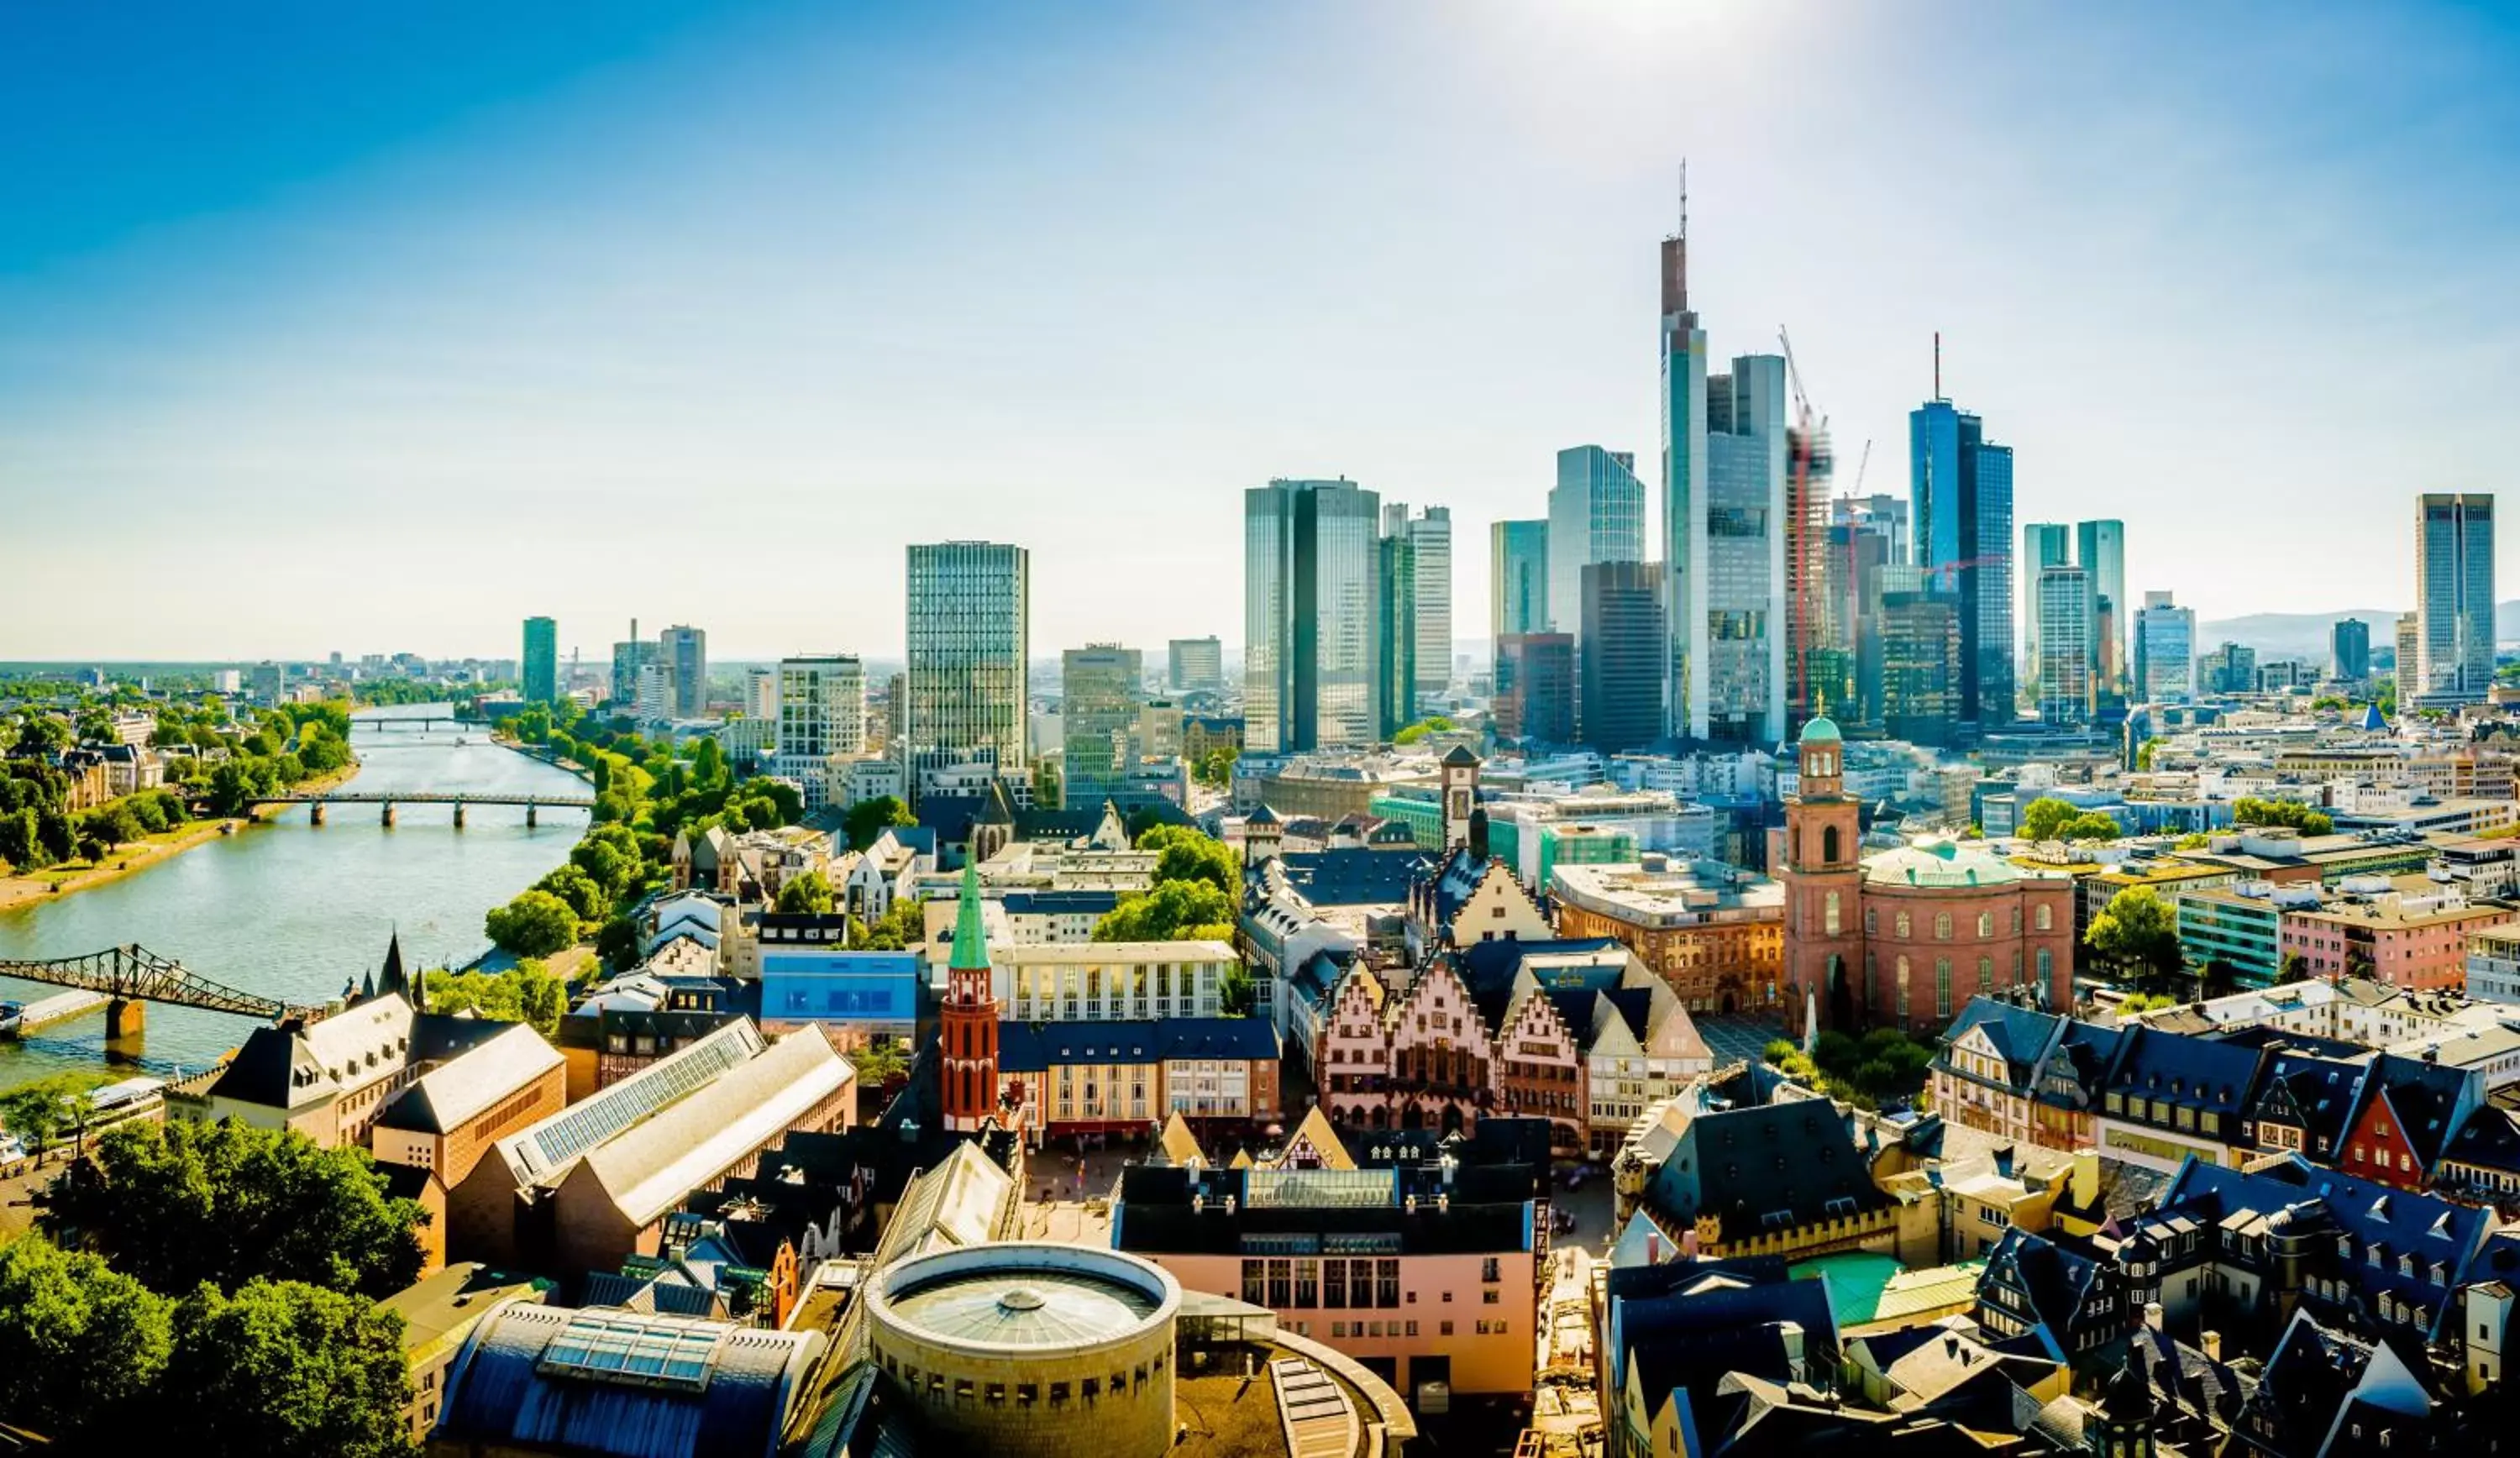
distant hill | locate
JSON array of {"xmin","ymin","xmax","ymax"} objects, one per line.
[{"xmin": 2197, "ymin": 602, "xmax": 2520, "ymax": 661}]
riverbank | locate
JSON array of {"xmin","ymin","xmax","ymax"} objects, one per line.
[{"xmin": 0, "ymin": 761, "xmax": 362, "ymax": 915}]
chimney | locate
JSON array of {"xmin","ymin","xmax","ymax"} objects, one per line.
[
  {"xmin": 2202, "ymin": 1330, "xmax": 2222, "ymax": 1362},
  {"xmin": 2145, "ymin": 1301, "xmax": 2165, "ymax": 1334}
]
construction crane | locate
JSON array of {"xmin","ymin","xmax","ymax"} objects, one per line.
[{"xmin": 1779, "ymin": 328, "xmax": 1834, "ymax": 724}]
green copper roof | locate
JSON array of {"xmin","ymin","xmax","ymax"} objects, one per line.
[
  {"xmin": 1799, "ymin": 716, "xmax": 1843, "ymax": 745},
  {"xmin": 948, "ymin": 858, "xmax": 990, "ymax": 971}
]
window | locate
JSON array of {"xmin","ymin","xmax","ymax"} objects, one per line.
[
  {"xmin": 2035, "ymin": 905, "xmax": 2054, "ymax": 931},
  {"xmin": 1482, "ymin": 1257, "xmax": 1500, "ymax": 1282},
  {"xmin": 1895, "ymin": 911, "xmax": 1912, "ymax": 938},
  {"xmin": 1441, "ymin": 1320, "xmax": 1455, "ymax": 1336},
  {"xmin": 1935, "ymin": 912, "xmax": 1953, "ymax": 941},
  {"xmin": 1325, "ymin": 1259, "xmax": 1347, "ymax": 1308},
  {"xmin": 1936, "ymin": 959, "xmax": 1952, "ymax": 1019},
  {"xmin": 2036, "ymin": 948, "xmax": 2053, "ymax": 984},
  {"xmin": 1978, "ymin": 956, "xmax": 1994, "ymax": 994},
  {"xmin": 1267, "ymin": 1259, "xmax": 1292, "ymax": 1308},
  {"xmin": 1377, "ymin": 1259, "xmax": 1401, "ymax": 1309},
  {"xmin": 1483, "ymin": 1290, "xmax": 1501, "ymax": 1304},
  {"xmin": 1295, "ymin": 1259, "xmax": 1319, "ymax": 1308},
  {"xmin": 1897, "ymin": 957, "xmax": 1911, "ymax": 1020},
  {"xmin": 1824, "ymin": 890, "xmax": 1842, "ymax": 936},
  {"xmin": 1242, "ymin": 1260, "xmax": 1266, "ymax": 1305}
]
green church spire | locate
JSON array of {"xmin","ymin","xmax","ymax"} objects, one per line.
[{"xmin": 948, "ymin": 858, "xmax": 990, "ymax": 972}]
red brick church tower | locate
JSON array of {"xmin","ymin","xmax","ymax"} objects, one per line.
[
  {"xmin": 1781, "ymin": 716, "xmax": 1865, "ymax": 1039},
  {"xmin": 940, "ymin": 859, "xmax": 1000, "ymax": 1132}
]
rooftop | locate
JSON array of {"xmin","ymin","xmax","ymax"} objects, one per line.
[{"xmin": 870, "ymin": 1244, "xmax": 1178, "ymax": 1353}]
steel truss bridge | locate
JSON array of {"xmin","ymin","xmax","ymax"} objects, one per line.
[{"xmin": 0, "ymin": 943, "xmax": 286, "ymax": 1036}]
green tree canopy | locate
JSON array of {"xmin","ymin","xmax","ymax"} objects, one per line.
[
  {"xmin": 0, "ymin": 1236, "xmax": 174, "ymax": 1448},
  {"xmin": 776, "ymin": 870, "xmax": 837, "ymax": 915},
  {"xmin": 844, "ymin": 795, "xmax": 916, "ymax": 851},
  {"xmin": 2017, "ymin": 796, "xmax": 2123, "ymax": 843},
  {"xmin": 1135, "ymin": 824, "xmax": 1238, "ymax": 893},
  {"xmin": 856, "ymin": 897, "xmax": 927, "ymax": 952},
  {"xmin": 36, "ymin": 1119, "xmax": 428, "ymax": 1299},
  {"xmin": 425, "ymin": 959, "xmax": 568, "ymax": 1036},
  {"xmin": 485, "ymin": 889, "xmax": 579, "ymax": 958},
  {"xmin": 2233, "ymin": 796, "xmax": 2334, "ymax": 837},
  {"xmin": 1094, "ymin": 880, "xmax": 1235, "ymax": 942},
  {"xmin": 160, "ymin": 1278, "xmax": 417, "ymax": 1458},
  {"xmin": 0, "ymin": 1071, "xmax": 106, "ymax": 1151},
  {"xmin": 2086, "ymin": 884, "xmax": 2187, "ymax": 991}
]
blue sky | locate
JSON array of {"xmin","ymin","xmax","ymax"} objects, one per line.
[{"xmin": 4, "ymin": 1, "xmax": 2515, "ymax": 663}]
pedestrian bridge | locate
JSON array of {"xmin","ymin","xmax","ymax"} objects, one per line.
[
  {"xmin": 249, "ymin": 791, "xmax": 596, "ymax": 826},
  {"xmin": 0, "ymin": 944, "xmax": 288, "ymax": 1038}
]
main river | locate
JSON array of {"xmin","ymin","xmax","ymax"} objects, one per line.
[{"xmin": 0, "ymin": 704, "xmax": 590, "ymax": 1085}]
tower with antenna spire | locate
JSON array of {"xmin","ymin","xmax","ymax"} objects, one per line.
[{"xmin": 938, "ymin": 860, "xmax": 1001, "ymax": 1133}]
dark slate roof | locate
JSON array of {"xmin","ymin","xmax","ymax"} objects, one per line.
[
  {"xmin": 1649, "ymin": 1100, "xmax": 1887, "ymax": 1232},
  {"xmin": 1441, "ymin": 744, "xmax": 1481, "ymax": 767},
  {"xmin": 888, "ymin": 826, "xmax": 937, "ymax": 857},
  {"xmin": 2102, "ymin": 1025, "xmax": 2266, "ymax": 1123},
  {"xmin": 1937, "ymin": 997, "xmax": 2064, "ymax": 1090},
  {"xmin": 1454, "ymin": 936, "xmax": 1627, "ymax": 996},
  {"xmin": 1012, "ymin": 808, "xmax": 1102, "ymax": 841},
  {"xmin": 1275, "ymin": 848, "xmax": 1428, "ymax": 906},
  {"xmin": 999, "ymin": 890, "xmax": 1122, "ymax": 916},
  {"xmin": 2443, "ymin": 1104, "xmax": 2520, "ymax": 1175},
  {"xmin": 2035, "ymin": 1020, "xmax": 2125, "ymax": 1111},
  {"xmin": 1608, "ymin": 1263, "xmax": 1840, "ymax": 1416},
  {"xmin": 435, "ymin": 1304, "xmax": 820, "ymax": 1458},
  {"xmin": 2247, "ymin": 1050, "xmax": 2372, "ymax": 1156},
  {"xmin": 2366, "ymin": 1053, "xmax": 2470, "ymax": 1166},
  {"xmin": 1978, "ymin": 1227, "xmax": 2108, "ymax": 1336},
  {"xmin": 1114, "ymin": 1165, "xmax": 1530, "ymax": 1258},
  {"xmin": 912, "ymin": 795, "xmax": 984, "ymax": 841},
  {"xmin": 1245, "ymin": 802, "xmax": 1280, "ymax": 826},
  {"xmin": 998, "ymin": 1017, "xmax": 1279, "ymax": 1073}
]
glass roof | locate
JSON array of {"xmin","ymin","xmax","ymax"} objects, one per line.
[
  {"xmin": 891, "ymin": 1267, "xmax": 1157, "ymax": 1347},
  {"xmin": 537, "ymin": 1310, "xmax": 726, "ymax": 1391}
]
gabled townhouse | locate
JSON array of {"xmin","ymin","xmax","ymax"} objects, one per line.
[
  {"xmin": 2030, "ymin": 1017, "xmax": 2124, "ymax": 1150},
  {"xmin": 2244, "ymin": 1046, "xmax": 2371, "ymax": 1164},
  {"xmin": 1404, "ymin": 848, "xmax": 1551, "ymax": 962},
  {"xmin": 2437, "ymin": 1103, "xmax": 2520, "ymax": 1211},
  {"xmin": 2227, "ymin": 1309, "xmax": 2458, "ymax": 1458},
  {"xmin": 1624, "ymin": 1096, "xmax": 1898, "ymax": 1261},
  {"xmin": 1929, "ymin": 998, "xmax": 2067, "ymax": 1149},
  {"xmin": 1577, "ymin": 972, "xmax": 1714, "ymax": 1155},
  {"xmin": 2337, "ymin": 1052, "xmax": 2479, "ymax": 1191},
  {"xmin": 1481, "ymin": 968, "xmax": 1587, "ymax": 1152},
  {"xmin": 1975, "ymin": 1226, "xmax": 2134, "ymax": 1360},
  {"xmin": 2094, "ymin": 1025, "xmax": 2271, "ymax": 1173},
  {"xmin": 1596, "ymin": 1256, "xmax": 1840, "ymax": 1458}
]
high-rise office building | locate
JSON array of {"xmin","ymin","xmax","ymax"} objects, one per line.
[
  {"xmin": 659, "ymin": 625, "xmax": 706, "ymax": 718},
  {"xmin": 1246, "ymin": 479, "xmax": 1383, "ymax": 754},
  {"xmin": 2076, "ymin": 519, "xmax": 2126, "ymax": 696},
  {"xmin": 2200, "ymin": 642, "xmax": 2258, "ymax": 697},
  {"xmin": 775, "ymin": 655, "xmax": 866, "ymax": 762},
  {"xmin": 1784, "ymin": 422, "xmax": 1835, "ymax": 734},
  {"xmin": 1377, "ymin": 506, "xmax": 1419, "ymax": 739},
  {"xmin": 1547, "ymin": 447, "xmax": 1646, "ymax": 641},
  {"xmin": 1061, "ymin": 644, "xmax": 1143, "ymax": 811},
  {"xmin": 1490, "ymin": 519, "xmax": 1550, "ymax": 646},
  {"xmin": 1494, "ymin": 632, "xmax": 1576, "ymax": 745},
  {"xmin": 522, "ymin": 617, "xmax": 558, "ymax": 705},
  {"xmin": 745, "ymin": 665, "xmax": 779, "ymax": 719},
  {"xmin": 1911, "ymin": 394, "xmax": 2014, "ymax": 737},
  {"xmin": 1580, "ymin": 562, "xmax": 1665, "ymax": 754},
  {"xmin": 1166, "ymin": 637, "xmax": 1223, "ymax": 695},
  {"xmin": 2415, "ymin": 493, "xmax": 2496, "ymax": 707},
  {"xmin": 2034, "ymin": 564, "xmax": 2093, "ymax": 726},
  {"xmin": 609, "ymin": 619, "xmax": 658, "ymax": 710},
  {"xmin": 2132, "ymin": 591, "xmax": 2196, "ymax": 704},
  {"xmin": 1881, "ymin": 578, "xmax": 1962, "ymax": 747},
  {"xmin": 2019, "ymin": 524, "xmax": 2071, "ymax": 699},
  {"xmin": 2396, "ymin": 612, "xmax": 2421, "ymax": 707},
  {"xmin": 634, "ymin": 662, "xmax": 673, "ymax": 723},
  {"xmin": 1406, "ymin": 506, "xmax": 1452, "ymax": 700},
  {"xmin": 903, "ymin": 542, "xmax": 1030, "ymax": 785},
  {"xmin": 1831, "ymin": 497, "xmax": 1910, "ymax": 730},
  {"xmin": 1661, "ymin": 228, "xmax": 1788, "ymax": 744},
  {"xmin": 2331, "ymin": 618, "xmax": 2372, "ymax": 683}
]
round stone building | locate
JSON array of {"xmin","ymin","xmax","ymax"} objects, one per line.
[{"xmin": 865, "ymin": 1242, "xmax": 1182, "ymax": 1457}]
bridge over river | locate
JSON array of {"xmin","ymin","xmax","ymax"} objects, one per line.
[
  {"xmin": 0, "ymin": 944, "xmax": 297, "ymax": 1040},
  {"xmin": 245, "ymin": 790, "xmax": 596, "ymax": 826}
]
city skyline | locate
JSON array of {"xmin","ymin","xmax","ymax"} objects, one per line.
[{"xmin": 6, "ymin": 1, "xmax": 2518, "ymax": 661}]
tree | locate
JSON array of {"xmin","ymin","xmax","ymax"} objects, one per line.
[
  {"xmin": 2175, "ymin": 831, "xmax": 2213, "ymax": 849},
  {"xmin": 160, "ymin": 1279, "xmax": 418, "ymax": 1458},
  {"xmin": 36, "ymin": 1119, "xmax": 426, "ymax": 1298},
  {"xmin": 2234, "ymin": 796, "xmax": 2334, "ymax": 837},
  {"xmin": 2086, "ymin": 885, "xmax": 2186, "ymax": 991},
  {"xmin": 844, "ymin": 795, "xmax": 915, "ymax": 851},
  {"xmin": 777, "ymin": 870, "xmax": 837, "ymax": 915},
  {"xmin": 2276, "ymin": 951, "xmax": 2312, "ymax": 985},
  {"xmin": 426, "ymin": 960, "xmax": 567, "ymax": 1037},
  {"xmin": 1094, "ymin": 880, "xmax": 1235, "ymax": 942},
  {"xmin": 1137, "ymin": 824, "xmax": 1237, "ymax": 893},
  {"xmin": 0, "ymin": 1236, "xmax": 173, "ymax": 1448},
  {"xmin": 850, "ymin": 1039, "xmax": 911, "ymax": 1087},
  {"xmin": 485, "ymin": 889, "xmax": 579, "ymax": 958},
  {"xmin": 595, "ymin": 914, "xmax": 643, "ymax": 973},
  {"xmin": 2018, "ymin": 797, "xmax": 2100, "ymax": 843},
  {"xmin": 1219, "ymin": 964, "xmax": 1258, "ymax": 1017},
  {"xmin": 1392, "ymin": 715, "xmax": 1455, "ymax": 746},
  {"xmin": 858, "ymin": 897, "xmax": 927, "ymax": 952},
  {"xmin": 0, "ymin": 1073, "xmax": 102, "ymax": 1152},
  {"xmin": 533, "ymin": 863, "xmax": 609, "ymax": 922},
  {"xmin": 1194, "ymin": 747, "xmax": 1240, "ymax": 788},
  {"xmin": 2134, "ymin": 737, "xmax": 2160, "ymax": 770},
  {"xmin": 0, "ymin": 805, "xmax": 45, "ymax": 872}
]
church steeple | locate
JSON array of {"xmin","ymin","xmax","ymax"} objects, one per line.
[
  {"xmin": 949, "ymin": 859, "xmax": 990, "ymax": 973},
  {"xmin": 379, "ymin": 930, "xmax": 408, "ymax": 999},
  {"xmin": 939, "ymin": 859, "xmax": 1001, "ymax": 1134}
]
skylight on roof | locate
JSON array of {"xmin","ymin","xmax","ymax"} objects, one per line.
[{"xmin": 537, "ymin": 1312, "xmax": 724, "ymax": 1392}]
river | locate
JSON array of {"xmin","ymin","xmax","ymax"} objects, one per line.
[{"xmin": 0, "ymin": 704, "xmax": 591, "ymax": 1085}]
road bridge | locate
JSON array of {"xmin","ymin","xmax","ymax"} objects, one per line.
[{"xmin": 248, "ymin": 791, "xmax": 596, "ymax": 827}]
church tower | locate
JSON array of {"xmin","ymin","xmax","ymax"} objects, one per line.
[
  {"xmin": 1781, "ymin": 716, "xmax": 1865, "ymax": 1037},
  {"xmin": 1440, "ymin": 744, "xmax": 1481, "ymax": 850},
  {"xmin": 939, "ymin": 859, "xmax": 1001, "ymax": 1132}
]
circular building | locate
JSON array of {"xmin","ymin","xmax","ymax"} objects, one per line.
[{"xmin": 865, "ymin": 1242, "xmax": 1181, "ymax": 1457}]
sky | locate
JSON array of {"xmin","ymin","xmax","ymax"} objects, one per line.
[{"xmin": 3, "ymin": 0, "xmax": 2517, "ymax": 664}]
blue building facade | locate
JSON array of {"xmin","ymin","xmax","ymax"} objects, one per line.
[
  {"xmin": 759, "ymin": 948, "xmax": 920, "ymax": 1034},
  {"xmin": 1911, "ymin": 397, "xmax": 2015, "ymax": 740}
]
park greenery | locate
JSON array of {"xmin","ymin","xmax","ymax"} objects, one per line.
[
  {"xmin": 777, "ymin": 869, "xmax": 837, "ymax": 914},
  {"xmin": 1091, "ymin": 826, "xmax": 1245, "ymax": 1001},
  {"xmin": 2085, "ymin": 884, "xmax": 2187, "ymax": 993},
  {"xmin": 0, "ymin": 1071, "xmax": 112, "ymax": 1153},
  {"xmin": 1192, "ymin": 746, "xmax": 1239, "ymax": 788},
  {"xmin": 2233, "ymin": 795, "xmax": 2335, "ymax": 837},
  {"xmin": 1761, "ymin": 1028, "xmax": 1937, "ymax": 1109},
  {"xmin": 2017, "ymin": 796, "xmax": 2126, "ymax": 844},
  {"xmin": 1391, "ymin": 715, "xmax": 1455, "ymax": 746},
  {"xmin": 423, "ymin": 957, "xmax": 569, "ymax": 1036},
  {"xmin": 844, "ymin": 795, "xmax": 915, "ymax": 851}
]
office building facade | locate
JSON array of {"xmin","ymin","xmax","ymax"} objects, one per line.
[
  {"xmin": 1491, "ymin": 517, "xmax": 1551, "ymax": 691},
  {"xmin": 1547, "ymin": 447, "xmax": 1646, "ymax": 645},
  {"xmin": 902, "ymin": 542, "xmax": 1030, "ymax": 785},
  {"xmin": 609, "ymin": 620, "xmax": 658, "ymax": 709},
  {"xmin": 1494, "ymin": 632, "xmax": 1576, "ymax": 745},
  {"xmin": 2076, "ymin": 518, "xmax": 2126, "ymax": 697},
  {"xmin": 2020, "ymin": 523, "xmax": 2070, "ymax": 700},
  {"xmin": 1407, "ymin": 506, "xmax": 1452, "ymax": 698},
  {"xmin": 1581, "ymin": 562, "xmax": 1666, "ymax": 755},
  {"xmin": 1166, "ymin": 637, "xmax": 1222, "ymax": 695},
  {"xmin": 1061, "ymin": 644, "xmax": 1143, "ymax": 811},
  {"xmin": 659, "ymin": 625, "xmax": 706, "ymax": 718},
  {"xmin": 1882, "ymin": 580, "xmax": 1962, "ymax": 747},
  {"xmin": 2331, "ymin": 617, "xmax": 2372, "ymax": 683},
  {"xmin": 2034, "ymin": 564, "xmax": 2093, "ymax": 726},
  {"xmin": 1245, "ymin": 478, "xmax": 1384, "ymax": 754},
  {"xmin": 1377, "ymin": 509, "xmax": 1418, "ymax": 739},
  {"xmin": 2415, "ymin": 493, "xmax": 2496, "ymax": 707},
  {"xmin": 522, "ymin": 617, "xmax": 558, "ymax": 705},
  {"xmin": 2132, "ymin": 591, "xmax": 2196, "ymax": 704},
  {"xmin": 1911, "ymin": 397, "xmax": 2015, "ymax": 737}
]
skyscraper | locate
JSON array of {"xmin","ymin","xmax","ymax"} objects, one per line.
[
  {"xmin": 1377, "ymin": 506, "xmax": 1418, "ymax": 739},
  {"xmin": 2331, "ymin": 617, "xmax": 2371, "ymax": 682},
  {"xmin": 609, "ymin": 618, "xmax": 658, "ymax": 710},
  {"xmin": 2075, "ymin": 519, "xmax": 2127, "ymax": 697},
  {"xmin": 1490, "ymin": 518, "xmax": 1550, "ymax": 644},
  {"xmin": 1546, "ymin": 447, "xmax": 1646, "ymax": 640},
  {"xmin": 2396, "ymin": 612, "xmax": 2421, "ymax": 707},
  {"xmin": 1061, "ymin": 644, "xmax": 1143, "ymax": 811},
  {"xmin": 659, "ymin": 625, "xmax": 706, "ymax": 718},
  {"xmin": 745, "ymin": 665, "xmax": 778, "ymax": 719},
  {"xmin": 1661, "ymin": 224, "xmax": 1788, "ymax": 744},
  {"xmin": 1580, "ymin": 561, "xmax": 1665, "ymax": 754},
  {"xmin": 903, "ymin": 542, "xmax": 1030, "ymax": 785},
  {"xmin": 1784, "ymin": 421, "xmax": 1835, "ymax": 734},
  {"xmin": 1407, "ymin": 506, "xmax": 1452, "ymax": 700},
  {"xmin": 1911, "ymin": 393, "xmax": 2014, "ymax": 737},
  {"xmin": 1494, "ymin": 632, "xmax": 1575, "ymax": 745},
  {"xmin": 1831, "ymin": 496, "xmax": 1909, "ymax": 731},
  {"xmin": 522, "ymin": 616, "xmax": 558, "ymax": 705},
  {"xmin": 1245, "ymin": 478, "xmax": 1382, "ymax": 754},
  {"xmin": 2415, "ymin": 493, "xmax": 2496, "ymax": 707},
  {"xmin": 2034, "ymin": 564, "xmax": 2093, "ymax": 725},
  {"xmin": 1881, "ymin": 578, "xmax": 1961, "ymax": 748},
  {"xmin": 2132, "ymin": 591, "xmax": 2196, "ymax": 704},
  {"xmin": 776, "ymin": 655, "xmax": 866, "ymax": 761},
  {"xmin": 2019, "ymin": 523, "xmax": 2070, "ymax": 700},
  {"xmin": 1166, "ymin": 637, "xmax": 1223, "ymax": 695}
]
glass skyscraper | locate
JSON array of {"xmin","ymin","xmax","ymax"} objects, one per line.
[
  {"xmin": 2331, "ymin": 617, "xmax": 2371, "ymax": 682},
  {"xmin": 902, "ymin": 541, "xmax": 1030, "ymax": 784},
  {"xmin": 522, "ymin": 616, "xmax": 558, "ymax": 705},
  {"xmin": 1378, "ymin": 508, "xmax": 1418, "ymax": 739},
  {"xmin": 2132, "ymin": 591, "xmax": 2196, "ymax": 704},
  {"xmin": 2019, "ymin": 523, "xmax": 2069, "ymax": 700},
  {"xmin": 1548, "ymin": 446, "xmax": 1646, "ymax": 642},
  {"xmin": 1580, "ymin": 561, "xmax": 1665, "ymax": 754},
  {"xmin": 2034, "ymin": 564, "xmax": 2093, "ymax": 725},
  {"xmin": 1490, "ymin": 518, "xmax": 1550, "ymax": 641},
  {"xmin": 2076, "ymin": 519, "xmax": 2126, "ymax": 696},
  {"xmin": 1245, "ymin": 479, "xmax": 1382, "ymax": 753},
  {"xmin": 2415, "ymin": 493, "xmax": 2495, "ymax": 706},
  {"xmin": 1407, "ymin": 506, "xmax": 1452, "ymax": 698},
  {"xmin": 659, "ymin": 624, "xmax": 706, "ymax": 718},
  {"xmin": 1910, "ymin": 397, "xmax": 2015, "ymax": 738},
  {"xmin": 1059, "ymin": 644, "xmax": 1142, "ymax": 810}
]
